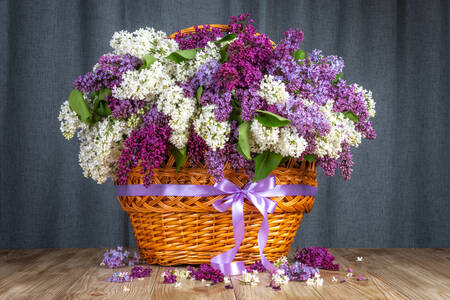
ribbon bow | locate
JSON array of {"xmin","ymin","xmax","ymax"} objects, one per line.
[{"xmin": 210, "ymin": 175, "xmax": 279, "ymax": 276}]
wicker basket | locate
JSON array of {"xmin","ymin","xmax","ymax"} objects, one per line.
[
  {"xmin": 116, "ymin": 25, "xmax": 317, "ymax": 265},
  {"xmin": 117, "ymin": 156, "xmax": 316, "ymax": 265}
]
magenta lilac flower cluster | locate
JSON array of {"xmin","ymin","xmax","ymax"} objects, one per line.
[
  {"xmin": 294, "ymin": 246, "xmax": 340, "ymax": 271},
  {"xmin": 101, "ymin": 246, "xmax": 141, "ymax": 269},
  {"xmin": 116, "ymin": 123, "xmax": 171, "ymax": 186},
  {"xmin": 245, "ymin": 261, "xmax": 266, "ymax": 273},
  {"xmin": 130, "ymin": 266, "xmax": 152, "ymax": 279},
  {"xmin": 187, "ymin": 264, "xmax": 225, "ymax": 284},
  {"xmin": 162, "ymin": 267, "xmax": 178, "ymax": 284}
]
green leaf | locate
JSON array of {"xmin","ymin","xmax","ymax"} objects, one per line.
[
  {"xmin": 253, "ymin": 151, "xmax": 284, "ymax": 182},
  {"xmin": 144, "ymin": 54, "xmax": 157, "ymax": 67},
  {"xmin": 166, "ymin": 49, "xmax": 196, "ymax": 63},
  {"xmin": 238, "ymin": 122, "xmax": 251, "ymax": 160},
  {"xmin": 170, "ymin": 146, "xmax": 187, "ymax": 172},
  {"xmin": 293, "ymin": 49, "xmax": 306, "ymax": 61},
  {"xmin": 255, "ymin": 110, "xmax": 291, "ymax": 127},
  {"xmin": 228, "ymin": 108, "xmax": 243, "ymax": 124},
  {"xmin": 196, "ymin": 85, "xmax": 203, "ymax": 105},
  {"xmin": 98, "ymin": 88, "xmax": 112, "ymax": 101},
  {"xmin": 219, "ymin": 44, "xmax": 230, "ymax": 63},
  {"xmin": 93, "ymin": 99, "xmax": 112, "ymax": 117},
  {"xmin": 331, "ymin": 72, "xmax": 344, "ymax": 86},
  {"xmin": 343, "ymin": 111, "xmax": 359, "ymax": 123},
  {"xmin": 214, "ymin": 33, "xmax": 238, "ymax": 44},
  {"xmin": 69, "ymin": 89, "xmax": 91, "ymax": 123},
  {"xmin": 304, "ymin": 154, "xmax": 317, "ymax": 163}
]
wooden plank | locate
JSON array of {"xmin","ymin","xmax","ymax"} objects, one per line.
[
  {"xmin": 0, "ymin": 249, "xmax": 49, "ymax": 280},
  {"xmin": 1, "ymin": 248, "xmax": 450, "ymax": 299},
  {"xmin": 151, "ymin": 266, "xmax": 236, "ymax": 300},
  {"xmin": 62, "ymin": 264, "xmax": 160, "ymax": 300},
  {"xmin": 332, "ymin": 248, "xmax": 450, "ymax": 300},
  {"xmin": 0, "ymin": 248, "xmax": 101, "ymax": 299},
  {"xmin": 315, "ymin": 249, "xmax": 409, "ymax": 300}
]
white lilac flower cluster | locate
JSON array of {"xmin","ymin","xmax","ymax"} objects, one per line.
[
  {"xmin": 271, "ymin": 269, "xmax": 290, "ymax": 286},
  {"xmin": 77, "ymin": 117, "xmax": 132, "ymax": 184},
  {"xmin": 315, "ymin": 100, "xmax": 363, "ymax": 159},
  {"xmin": 239, "ymin": 270, "xmax": 260, "ymax": 286},
  {"xmin": 354, "ymin": 84, "xmax": 376, "ymax": 118},
  {"xmin": 249, "ymin": 121, "xmax": 308, "ymax": 157},
  {"xmin": 306, "ymin": 273, "xmax": 323, "ymax": 287},
  {"xmin": 258, "ymin": 75, "xmax": 290, "ymax": 105},
  {"xmin": 110, "ymin": 28, "xmax": 179, "ymax": 60},
  {"xmin": 58, "ymin": 101, "xmax": 81, "ymax": 140},
  {"xmin": 194, "ymin": 104, "xmax": 231, "ymax": 151}
]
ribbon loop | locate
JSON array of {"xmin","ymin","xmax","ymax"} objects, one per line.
[{"xmin": 210, "ymin": 176, "xmax": 279, "ymax": 275}]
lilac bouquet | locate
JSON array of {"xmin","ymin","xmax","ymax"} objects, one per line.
[{"xmin": 59, "ymin": 13, "xmax": 376, "ymax": 186}]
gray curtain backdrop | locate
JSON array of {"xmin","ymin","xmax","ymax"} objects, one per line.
[{"xmin": 0, "ymin": 0, "xmax": 448, "ymax": 249}]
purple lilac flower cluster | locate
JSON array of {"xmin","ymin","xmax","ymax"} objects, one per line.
[
  {"xmin": 279, "ymin": 261, "xmax": 320, "ymax": 281},
  {"xmin": 294, "ymin": 247, "xmax": 340, "ymax": 271},
  {"xmin": 107, "ymin": 271, "xmax": 131, "ymax": 283},
  {"xmin": 73, "ymin": 54, "xmax": 141, "ymax": 93},
  {"xmin": 101, "ymin": 246, "xmax": 141, "ymax": 269},
  {"xmin": 187, "ymin": 264, "xmax": 224, "ymax": 284}
]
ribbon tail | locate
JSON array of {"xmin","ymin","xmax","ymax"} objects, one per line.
[
  {"xmin": 257, "ymin": 210, "xmax": 277, "ymax": 274},
  {"xmin": 210, "ymin": 196, "xmax": 245, "ymax": 276}
]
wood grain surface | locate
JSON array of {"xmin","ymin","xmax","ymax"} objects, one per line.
[{"xmin": 0, "ymin": 248, "xmax": 448, "ymax": 299}]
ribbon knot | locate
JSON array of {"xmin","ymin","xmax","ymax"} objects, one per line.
[{"xmin": 210, "ymin": 175, "xmax": 279, "ymax": 276}]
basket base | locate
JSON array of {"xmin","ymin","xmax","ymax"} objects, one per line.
[{"xmin": 127, "ymin": 211, "xmax": 305, "ymax": 265}]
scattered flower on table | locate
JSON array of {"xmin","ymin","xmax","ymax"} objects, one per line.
[
  {"xmin": 332, "ymin": 275, "xmax": 338, "ymax": 282},
  {"xmin": 162, "ymin": 267, "xmax": 178, "ymax": 284},
  {"xmin": 305, "ymin": 275, "xmax": 323, "ymax": 287},
  {"xmin": 295, "ymin": 247, "xmax": 339, "ymax": 271},
  {"xmin": 273, "ymin": 256, "xmax": 288, "ymax": 268},
  {"xmin": 340, "ymin": 278, "xmax": 346, "ymax": 283},
  {"xmin": 279, "ymin": 261, "xmax": 320, "ymax": 281},
  {"xmin": 246, "ymin": 261, "xmax": 266, "ymax": 273},
  {"xmin": 347, "ymin": 267, "xmax": 354, "ymax": 273},
  {"xmin": 59, "ymin": 12, "xmax": 377, "ymax": 187},
  {"xmin": 130, "ymin": 266, "xmax": 152, "ymax": 279},
  {"xmin": 101, "ymin": 246, "xmax": 141, "ymax": 269},
  {"xmin": 187, "ymin": 264, "xmax": 224, "ymax": 284},
  {"xmin": 240, "ymin": 270, "xmax": 260, "ymax": 286},
  {"xmin": 269, "ymin": 269, "xmax": 289, "ymax": 290},
  {"xmin": 175, "ymin": 282, "xmax": 182, "ymax": 288},
  {"xmin": 356, "ymin": 274, "xmax": 368, "ymax": 281},
  {"xmin": 107, "ymin": 271, "xmax": 131, "ymax": 283},
  {"xmin": 347, "ymin": 272, "xmax": 353, "ymax": 277},
  {"xmin": 356, "ymin": 256, "xmax": 363, "ymax": 262},
  {"xmin": 123, "ymin": 285, "xmax": 130, "ymax": 292}
]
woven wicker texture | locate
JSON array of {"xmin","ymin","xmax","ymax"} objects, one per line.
[{"xmin": 117, "ymin": 25, "xmax": 317, "ymax": 265}]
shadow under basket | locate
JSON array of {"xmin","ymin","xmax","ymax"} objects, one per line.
[{"xmin": 116, "ymin": 156, "xmax": 317, "ymax": 266}]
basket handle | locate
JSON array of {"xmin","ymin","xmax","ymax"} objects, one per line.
[
  {"xmin": 169, "ymin": 24, "xmax": 276, "ymax": 46},
  {"xmin": 169, "ymin": 24, "xmax": 230, "ymax": 39}
]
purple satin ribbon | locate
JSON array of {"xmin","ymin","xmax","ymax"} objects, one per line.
[{"xmin": 115, "ymin": 175, "xmax": 317, "ymax": 276}]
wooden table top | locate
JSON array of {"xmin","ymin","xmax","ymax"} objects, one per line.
[{"xmin": 0, "ymin": 248, "xmax": 449, "ymax": 299}]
